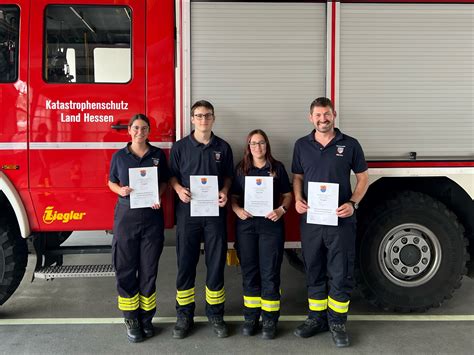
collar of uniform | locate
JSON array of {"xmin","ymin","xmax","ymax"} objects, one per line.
[
  {"xmin": 307, "ymin": 128, "xmax": 344, "ymax": 143},
  {"xmin": 124, "ymin": 142, "xmax": 133, "ymax": 154},
  {"xmin": 307, "ymin": 129, "xmax": 317, "ymax": 142},
  {"xmin": 251, "ymin": 160, "xmax": 271, "ymax": 172},
  {"xmin": 189, "ymin": 130, "xmax": 216, "ymax": 147},
  {"xmin": 334, "ymin": 128, "xmax": 344, "ymax": 142},
  {"xmin": 124, "ymin": 142, "xmax": 156, "ymax": 158}
]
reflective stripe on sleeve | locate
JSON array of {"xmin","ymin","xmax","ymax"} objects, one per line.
[
  {"xmin": 328, "ymin": 296, "xmax": 349, "ymax": 314},
  {"xmin": 308, "ymin": 298, "xmax": 328, "ymax": 311}
]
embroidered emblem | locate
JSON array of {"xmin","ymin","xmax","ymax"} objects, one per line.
[{"xmin": 336, "ymin": 145, "xmax": 346, "ymax": 157}]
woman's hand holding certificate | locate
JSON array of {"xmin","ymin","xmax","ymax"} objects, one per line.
[{"xmin": 244, "ymin": 176, "xmax": 273, "ymax": 217}]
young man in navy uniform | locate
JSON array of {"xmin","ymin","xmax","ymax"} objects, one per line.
[
  {"xmin": 291, "ymin": 97, "xmax": 369, "ymax": 347},
  {"xmin": 169, "ymin": 100, "xmax": 233, "ymax": 339}
]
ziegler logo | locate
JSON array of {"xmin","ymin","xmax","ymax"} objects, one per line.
[{"xmin": 42, "ymin": 206, "xmax": 86, "ymax": 224}]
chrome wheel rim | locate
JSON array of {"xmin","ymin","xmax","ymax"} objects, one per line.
[{"xmin": 378, "ymin": 223, "xmax": 441, "ymax": 287}]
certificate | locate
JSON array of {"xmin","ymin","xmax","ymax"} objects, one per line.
[
  {"xmin": 190, "ymin": 175, "xmax": 219, "ymax": 217},
  {"xmin": 129, "ymin": 167, "xmax": 159, "ymax": 209},
  {"xmin": 244, "ymin": 176, "xmax": 273, "ymax": 217},
  {"xmin": 307, "ymin": 182, "xmax": 339, "ymax": 226}
]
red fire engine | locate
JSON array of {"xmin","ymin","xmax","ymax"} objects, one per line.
[{"xmin": 0, "ymin": 0, "xmax": 473, "ymax": 313}]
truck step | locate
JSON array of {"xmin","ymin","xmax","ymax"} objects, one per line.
[
  {"xmin": 34, "ymin": 264, "xmax": 115, "ymax": 280},
  {"xmin": 44, "ymin": 245, "xmax": 112, "ymax": 256}
]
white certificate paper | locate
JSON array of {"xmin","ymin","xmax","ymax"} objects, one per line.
[
  {"xmin": 244, "ymin": 176, "xmax": 273, "ymax": 217},
  {"xmin": 307, "ymin": 182, "xmax": 339, "ymax": 226},
  {"xmin": 190, "ymin": 175, "xmax": 219, "ymax": 217},
  {"xmin": 129, "ymin": 167, "xmax": 159, "ymax": 209}
]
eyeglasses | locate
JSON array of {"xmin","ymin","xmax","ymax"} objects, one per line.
[
  {"xmin": 249, "ymin": 141, "xmax": 266, "ymax": 147},
  {"xmin": 131, "ymin": 125, "xmax": 149, "ymax": 132},
  {"xmin": 193, "ymin": 113, "xmax": 214, "ymax": 120}
]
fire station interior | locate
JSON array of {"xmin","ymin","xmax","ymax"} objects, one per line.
[{"xmin": 0, "ymin": 1, "xmax": 473, "ymax": 353}]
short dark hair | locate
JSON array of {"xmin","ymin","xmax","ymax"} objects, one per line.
[
  {"xmin": 310, "ymin": 97, "xmax": 334, "ymax": 114},
  {"xmin": 128, "ymin": 113, "xmax": 150, "ymax": 127},
  {"xmin": 191, "ymin": 100, "xmax": 214, "ymax": 116}
]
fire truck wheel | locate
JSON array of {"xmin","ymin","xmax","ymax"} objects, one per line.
[
  {"xmin": 0, "ymin": 220, "xmax": 28, "ymax": 305},
  {"xmin": 356, "ymin": 191, "xmax": 468, "ymax": 312}
]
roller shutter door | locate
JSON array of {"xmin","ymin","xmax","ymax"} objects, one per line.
[
  {"xmin": 339, "ymin": 3, "xmax": 474, "ymax": 159},
  {"xmin": 191, "ymin": 1, "xmax": 327, "ymax": 168}
]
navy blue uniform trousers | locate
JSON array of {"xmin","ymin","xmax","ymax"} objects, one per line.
[
  {"xmin": 300, "ymin": 220, "xmax": 356, "ymax": 324},
  {"xmin": 175, "ymin": 201, "xmax": 227, "ymax": 318},
  {"xmin": 112, "ymin": 201, "xmax": 164, "ymax": 322},
  {"xmin": 236, "ymin": 217, "xmax": 284, "ymax": 322}
]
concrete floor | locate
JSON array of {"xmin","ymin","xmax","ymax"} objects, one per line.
[{"xmin": 0, "ymin": 231, "xmax": 473, "ymax": 354}]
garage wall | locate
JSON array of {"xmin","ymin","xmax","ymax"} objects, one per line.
[
  {"xmin": 338, "ymin": 3, "xmax": 474, "ymax": 159},
  {"xmin": 191, "ymin": 1, "xmax": 327, "ymax": 169}
]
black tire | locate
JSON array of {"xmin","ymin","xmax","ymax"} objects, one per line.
[
  {"xmin": 0, "ymin": 220, "xmax": 28, "ymax": 305},
  {"xmin": 356, "ymin": 191, "xmax": 468, "ymax": 312}
]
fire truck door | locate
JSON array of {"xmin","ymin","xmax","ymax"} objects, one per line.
[
  {"xmin": 28, "ymin": 0, "xmax": 146, "ymax": 231},
  {"xmin": 0, "ymin": 3, "xmax": 28, "ymax": 190}
]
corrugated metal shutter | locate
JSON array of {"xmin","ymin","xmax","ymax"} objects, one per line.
[
  {"xmin": 191, "ymin": 2, "xmax": 326, "ymax": 169},
  {"xmin": 339, "ymin": 4, "xmax": 474, "ymax": 159}
]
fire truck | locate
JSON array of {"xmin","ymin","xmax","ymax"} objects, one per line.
[{"xmin": 0, "ymin": 0, "xmax": 472, "ymax": 313}]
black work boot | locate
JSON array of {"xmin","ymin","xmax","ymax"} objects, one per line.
[
  {"xmin": 261, "ymin": 320, "xmax": 277, "ymax": 340},
  {"xmin": 125, "ymin": 319, "xmax": 144, "ymax": 343},
  {"xmin": 330, "ymin": 323, "xmax": 350, "ymax": 347},
  {"xmin": 141, "ymin": 320, "xmax": 155, "ymax": 338},
  {"xmin": 294, "ymin": 318, "xmax": 329, "ymax": 338},
  {"xmin": 172, "ymin": 317, "xmax": 194, "ymax": 339},
  {"xmin": 242, "ymin": 319, "xmax": 259, "ymax": 336},
  {"xmin": 209, "ymin": 316, "xmax": 229, "ymax": 338}
]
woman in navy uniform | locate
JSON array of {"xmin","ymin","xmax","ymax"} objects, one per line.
[
  {"xmin": 108, "ymin": 114, "xmax": 169, "ymax": 342},
  {"xmin": 231, "ymin": 129, "xmax": 292, "ymax": 339}
]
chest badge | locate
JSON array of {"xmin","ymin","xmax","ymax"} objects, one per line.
[
  {"xmin": 336, "ymin": 145, "xmax": 345, "ymax": 157},
  {"xmin": 152, "ymin": 158, "xmax": 160, "ymax": 166},
  {"xmin": 214, "ymin": 151, "xmax": 222, "ymax": 162}
]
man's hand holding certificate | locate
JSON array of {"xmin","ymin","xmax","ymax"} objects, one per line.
[
  {"xmin": 244, "ymin": 176, "xmax": 273, "ymax": 217},
  {"xmin": 190, "ymin": 175, "xmax": 219, "ymax": 217},
  {"xmin": 129, "ymin": 167, "xmax": 159, "ymax": 209},
  {"xmin": 307, "ymin": 182, "xmax": 339, "ymax": 226}
]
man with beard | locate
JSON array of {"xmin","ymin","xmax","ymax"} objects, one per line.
[{"xmin": 291, "ymin": 97, "xmax": 368, "ymax": 347}]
